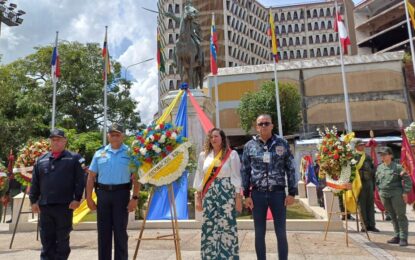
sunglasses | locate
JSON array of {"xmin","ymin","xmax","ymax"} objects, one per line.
[{"xmin": 257, "ymin": 122, "xmax": 271, "ymax": 127}]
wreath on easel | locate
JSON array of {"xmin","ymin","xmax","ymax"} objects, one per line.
[{"xmin": 0, "ymin": 162, "xmax": 8, "ymax": 191}]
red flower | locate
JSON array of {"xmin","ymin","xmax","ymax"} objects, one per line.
[
  {"xmin": 333, "ymin": 154, "xmax": 340, "ymax": 160},
  {"xmin": 323, "ymin": 146, "xmax": 328, "ymax": 153},
  {"xmin": 166, "ymin": 145, "xmax": 173, "ymax": 152},
  {"xmin": 161, "ymin": 152, "xmax": 167, "ymax": 158},
  {"xmin": 146, "ymin": 143, "xmax": 153, "ymax": 150},
  {"xmin": 166, "ymin": 131, "xmax": 172, "ymax": 138},
  {"xmin": 159, "ymin": 123, "xmax": 164, "ymax": 130},
  {"xmin": 154, "ymin": 134, "xmax": 160, "ymax": 141},
  {"xmin": 134, "ymin": 147, "xmax": 139, "ymax": 153},
  {"xmin": 145, "ymin": 157, "xmax": 152, "ymax": 163}
]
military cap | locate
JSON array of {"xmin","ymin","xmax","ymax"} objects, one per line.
[
  {"xmin": 49, "ymin": 128, "xmax": 66, "ymax": 138},
  {"xmin": 378, "ymin": 147, "xmax": 393, "ymax": 155},
  {"xmin": 108, "ymin": 123, "xmax": 124, "ymax": 134}
]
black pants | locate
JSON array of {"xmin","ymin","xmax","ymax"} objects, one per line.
[
  {"xmin": 96, "ymin": 189, "xmax": 130, "ymax": 260},
  {"xmin": 39, "ymin": 204, "xmax": 73, "ymax": 260}
]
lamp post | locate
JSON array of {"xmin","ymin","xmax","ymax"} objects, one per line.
[
  {"xmin": 124, "ymin": 58, "xmax": 154, "ymax": 81},
  {"xmin": 0, "ymin": 0, "xmax": 25, "ymax": 37}
]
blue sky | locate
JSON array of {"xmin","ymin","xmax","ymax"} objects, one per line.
[{"xmin": 0, "ymin": 0, "xmax": 361, "ymax": 123}]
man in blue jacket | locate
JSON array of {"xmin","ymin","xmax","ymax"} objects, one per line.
[{"xmin": 30, "ymin": 129, "xmax": 85, "ymax": 260}]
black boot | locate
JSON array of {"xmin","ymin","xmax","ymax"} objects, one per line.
[
  {"xmin": 399, "ymin": 239, "xmax": 408, "ymax": 247},
  {"xmin": 387, "ymin": 237, "xmax": 400, "ymax": 244}
]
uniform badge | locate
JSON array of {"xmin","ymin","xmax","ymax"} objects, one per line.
[
  {"xmin": 101, "ymin": 151, "xmax": 107, "ymax": 158},
  {"xmin": 276, "ymin": 146, "xmax": 285, "ymax": 156}
]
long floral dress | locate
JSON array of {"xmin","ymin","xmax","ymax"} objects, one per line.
[{"xmin": 193, "ymin": 150, "xmax": 242, "ymax": 260}]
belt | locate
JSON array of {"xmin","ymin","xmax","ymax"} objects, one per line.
[
  {"xmin": 252, "ymin": 185, "xmax": 285, "ymax": 192},
  {"xmin": 95, "ymin": 182, "xmax": 131, "ymax": 191}
]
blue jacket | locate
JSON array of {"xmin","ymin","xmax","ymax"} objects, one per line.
[
  {"xmin": 241, "ymin": 134, "xmax": 298, "ymax": 197},
  {"xmin": 30, "ymin": 150, "xmax": 85, "ymax": 205}
]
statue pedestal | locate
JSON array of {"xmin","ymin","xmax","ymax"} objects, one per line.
[{"xmin": 161, "ymin": 89, "xmax": 215, "ymax": 184}]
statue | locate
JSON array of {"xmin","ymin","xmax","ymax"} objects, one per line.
[{"xmin": 163, "ymin": 0, "xmax": 204, "ymax": 89}]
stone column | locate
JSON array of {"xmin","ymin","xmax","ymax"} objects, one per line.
[
  {"xmin": 323, "ymin": 187, "xmax": 341, "ymax": 220},
  {"xmin": 306, "ymin": 183, "xmax": 318, "ymax": 206},
  {"xmin": 298, "ymin": 180, "xmax": 306, "ymax": 198},
  {"xmin": 11, "ymin": 192, "xmax": 30, "ymax": 224}
]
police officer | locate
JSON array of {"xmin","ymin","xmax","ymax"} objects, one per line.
[
  {"xmin": 354, "ymin": 139, "xmax": 379, "ymax": 232},
  {"xmin": 86, "ymin": 123, "xmax": 139, "ymax": 260},
  {"xmin": 30, "ymin": 129, "xmax": 85, "ymax": 259},
  {"xmin": 376, "ymin": 147, "xmax": 412, "ymax": 247}
]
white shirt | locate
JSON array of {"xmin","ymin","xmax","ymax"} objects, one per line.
[{"xmin": 193, "ymin": 150, "xmax": 242, "ymax": 193}]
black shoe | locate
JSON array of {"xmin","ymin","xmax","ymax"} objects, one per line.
[
  {"xmin": 368, "ymin": 227, "xmax": 380, "ymax": 232},
  {"xmin": 348, "ymin": 215, "xmax": 355, "ymax": 220},
  {"xmin": 385, "ymin": 216, "xmax": 392, "ymax": 221},
  {"xmin": 6, "ymin": 219, "xmax": 12, "ymax": 223},
  {"xmin": 360, "ymin": 228, "xmax": 367, "ymax": 232},
  {"xmin": 399, "ymin": 239, "xmax": 408, "ymax": 247},
  {"xmin": 387, "ymin": 237, "xmax": 400, "ymax": 244}
]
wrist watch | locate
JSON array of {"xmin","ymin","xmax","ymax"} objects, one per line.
[{"xmin": 132, "ymin": 195, "xmax": 139, "ymax": 200}]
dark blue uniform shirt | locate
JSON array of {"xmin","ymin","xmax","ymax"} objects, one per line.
[{"xmin": 29, "ymin": 150, "xmax": 85, "ymax": 205}]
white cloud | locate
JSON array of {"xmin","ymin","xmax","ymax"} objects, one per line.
[{"xmin": 0, "ymin": 0, "xmax": 158, "ymax": 125}]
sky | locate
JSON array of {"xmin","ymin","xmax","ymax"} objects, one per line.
[{"xmin": 0, "ymin": 0, "xmax": 361, "ymax": 124}]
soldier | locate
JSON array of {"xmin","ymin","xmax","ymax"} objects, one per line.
[
  {"xmin": 86, "ymin": 123, "xmax": 140, "ymax": 260},
  {"xmin": 354, "ymin": 139, "xmax": 379, "ymax": 232},
  {"xmin": 376, "ymin": 147, "xmax": 412, "ymax": 247}
]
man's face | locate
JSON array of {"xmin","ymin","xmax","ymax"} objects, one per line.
[
  {"xmin": 356, "ymin": 144, "xmax": 365, "ymax": 152},
  {"xmin": 380, "ymin": 153, "xmax": 392, "ymax": 162},
  {"xmin": 108, "ymin": 132, "xmax": 124, "ymax": 147},
  {"xmin": 256, "ymin": 116, "xmax": 273, "ymax": 136},
  {"xmin": 49, "ymin": 137, "xmax": 67, "ymax": 153}
]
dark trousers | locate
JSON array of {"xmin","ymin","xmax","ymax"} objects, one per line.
[
  {"xmin": 96, "ymin": 189, "xmax": 130, "ymax": 260},
  {"xmin": 39, "ymin": 204, "xmax": 73, "ymax": 260},
  {"xmin": 252, "ymin": 190, "xmax": 288, "ymax": 260},
  {"xmin": 358, "ymin": 181, "xmax": 375, "ymax": 229}
]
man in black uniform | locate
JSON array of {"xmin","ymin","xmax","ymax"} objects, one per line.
[{"xmin": 30, "ymin": 129, "xmax": 85, "ymax": 260}]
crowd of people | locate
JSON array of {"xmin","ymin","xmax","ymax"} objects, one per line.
[{"xmin": 1, "ymin": 113, "xmax": 413, "ymax": 259}]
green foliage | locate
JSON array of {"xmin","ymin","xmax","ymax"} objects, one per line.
[
  {"xmin": 0, "ymin": 41, "xmax": 141, "ymax": 160},
  {"xmin": 237, "ymin": 81, "xmax": 302, "ymax": 135},
  {"xmin": 64, "ymin": 129, "xmax": 103, "ymax": 162}
]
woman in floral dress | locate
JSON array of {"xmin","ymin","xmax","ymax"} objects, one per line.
[{"xmin": 193, "ymin": 128, "xmax": 242, "ymax": 259}]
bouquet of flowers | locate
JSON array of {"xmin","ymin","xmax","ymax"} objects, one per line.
[
  {"xmin": 405, "ymin": 122, "xmax": 415, "ymax": 145},
  {"xmin": 14, "ymin": 139, "xmax": 50, "ymax": 186},
  {"xmin": 0, "ymin": 162, "xmax": 8, "ymax": 191},
  {"xmin": 130, "ymin": 123, "xmax": 190, "ymax": 186},
  {"xmin": 316, "ymin": 126, "xmax": 356, "ymax": 192}
]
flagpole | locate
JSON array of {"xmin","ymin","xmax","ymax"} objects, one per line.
[
  {"xmin": 335, "ymin": 0, "xmax": 352, "ymax": 133},
  {"xmin": 404, "ymin": 0, "xmax": 415, "ymax": 77},
  {"xmin": 51, "ymin": 31, "xmax": 59, "ymax": 130},
  {"xmin": 273, "ymin": 60, "xmax": 283, "ymax": 137},
  {"xmin": 214, "ymin": 75, "xmax": 220, "ymax": 127},
  {"xmin": 103, "ymin": 26, "xmax": 108, "ymax": 145}
]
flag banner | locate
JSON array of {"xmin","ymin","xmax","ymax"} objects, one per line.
[
  {"xmin": 334, "ymin": 12, "xmax": 351, "ymax": 55},
  {"xmin": 400, "ymin": 128, "xmax": 415, "ymax": 204},
  {"xmin": 187, "ymin": 90, "xmax": 214, "ymax": 133},
  {"xmin": 102, "ymin": 29, "xmax": 111, "ymax": 80},
  {"xmin": 157, "ymin": 27, "xmax": 166, "ymax": 73},
  {"xmin": 408, "ymin": 0, "xmax": 415, "ymax": 29},
  {"xmin": 210, "ymin": 13, "xmax": 218, "ymax": 75},
  {"xmin": 367, "ymin": 138, "xmax": 385, "ymax": 211},
  {"xmin": 269, "ymin": 10, "xmax": 278, "ymax": 62},
  {"xmin": 51, "ymin": 40, "xmax": 61, "ymax": 83}
]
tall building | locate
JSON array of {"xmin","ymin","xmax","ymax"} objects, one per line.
[
  {"xmin": 157, "ymin": 0, "xmax": 357, "ymax": 100},
  {"xmin": 354, "ymin": 0, "xmax": 414, "ymax": 54}
]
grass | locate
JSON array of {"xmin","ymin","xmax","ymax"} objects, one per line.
[{"xmin": 237, "ymin": 201, "xmax": 315, "ymax": 220}]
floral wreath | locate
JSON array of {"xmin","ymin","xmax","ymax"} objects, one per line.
[
  {"xmin": 0, "ymin": 162, "xmax": 8, "ymax": 191},
  {"xmin": 405, "ymin": 122, "xmax": 415, "ymax": 145},
  {"xmin": 130, "ymin": 123, "xmax": 190, "ymax": 186},
  {"xmin": 13, "ymin": 139, "xmax": 50, "ymax": 186},
  {"xmin": 316, "ymin": 126, "xmax": 356, "ymax": 193}
]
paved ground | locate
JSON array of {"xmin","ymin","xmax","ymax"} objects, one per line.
[{"xmin": 0, "ymin": 206, "xmax": 414, "ymax": 259}]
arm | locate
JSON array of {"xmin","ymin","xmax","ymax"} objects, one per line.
[
  {"xmin": 192, "ymin": 152, "xmax": 205, "ymax": 192},
  {"xmin": 229, "ymin": 150, "xmax": 242, "ymax": 213},
  {"xmin": 29, "ymin": 161, "xmax": 41, "ymax": 213},
  {"xmin": 127, "ymin": 177, "xmax": 141, "ymax": 212},
  {"xmin": 285, "ymin": 143, "xmax": 298, "ymax": 197},
  {"xmin": 86, "ymin": 171, "xmax": 97, "ymax": 210},
  {"xmin": 241, "ymin": 144, "xmax": 254, "ymax": 210},
  {"xmin": 69, "ymin": 155, "xmax": 85, "ymax": 210}
]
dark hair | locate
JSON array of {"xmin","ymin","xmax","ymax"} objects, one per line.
[
  {"xmin": 203, "ymin": 128, "xmax": 229, "ymax": 159},
  {"xmin": 256, "ymin": 114, "xmax": 272, "ymax": 122}
]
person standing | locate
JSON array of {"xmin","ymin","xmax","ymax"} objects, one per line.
[
  {"xmin": 193, "ymin": 128, "xmax": 242, "ymax": 259},
  {"xmin": 376, "ymin": 147, "xmax": 412, "ymax": 247},
  {"xmin": 354, "ymin": 139, "xmax": 379, "ymax": 232},
  {"xmin": 241, "ymin": 114, "xmax": 297, "ymax": 260},
  {"xmin": 29, "ymin": 129, "xmax": 85, "ymax": 259},
  {"xmin": 86, "ymin": 123, "xmax": 139, "ymax": 260}
]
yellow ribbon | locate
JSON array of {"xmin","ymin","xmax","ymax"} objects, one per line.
[
  {"xmin": 156, "ymin": 90, "xmax": 184, "ymax": 125},
  {"xmin": 343, "ymin": 151, "xmax": 364, "ymax": 213},
  {"xmin": 202, "ymin": 150, "xmax": 223, "ymax": 189},
  {"xmin": 72, "ymin": 192, "xmax": 97, "ymax": 225}
]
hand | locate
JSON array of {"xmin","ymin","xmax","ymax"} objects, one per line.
[
  {"xmin": 403, "ymin": 193, "xmax": 408, "ymax": 204},
  {"xmin": 31, "ymin": 203, "xmax": 40, "ymax": 213},
  {"xmin": 127, "ymin": 199, "xmax": 138, "ymax": 212},
  {"xmin": 344, "ymin": 183, "xmax": 352, "ymax": 190},
  {"xmin": 235, "ymin": 196, "xmax": 242, "ymax": 213},
  {"xmin": 244, "ymin": 197, "xmax": 254, "ymax": 210},
  {"xmin": 285, "ymin": 195, "xmax": 295, "ymax": 206},
  {"xmin": 86, "ymin": 197, "xmax": 97, "ymax": 211},
  {"xmin": 2, "ymin": 195, "xmax": 10, "ymax": 205},
  {"xmin": 195, "ymin": 195, "xmax": 203, "ymax": 212},
  {"xmin": 69, "ymin": 200, "xmax": 81, "ymax": 210}
]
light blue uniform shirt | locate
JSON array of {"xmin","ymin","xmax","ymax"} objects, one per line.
[{"xmin": 89, "ymin": 144, "xmax": 133, "ymax": 185}]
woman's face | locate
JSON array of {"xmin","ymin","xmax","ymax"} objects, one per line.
[{"xmin": 210, "ymin": 130, "xmax": 222, "ymax": 149}]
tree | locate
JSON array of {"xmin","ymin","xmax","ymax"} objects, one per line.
[{"xmin": 237, "ymin": 81, "xmax": 302, "ymax": 135}]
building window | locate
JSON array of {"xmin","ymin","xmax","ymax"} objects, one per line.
[
  {"xmin": 276, "ymin": 26, "xmax": 280, "ymax": 34},
  {"xmin": 310, "ymin": 49, "xmax": 315, "ymax": 57},
  {"xmin": 275, "ymin": 13, "xmax": 278, "ymax": 21},
  {"xmin": 168, "ymin": 19, "xmax": 173, "ymax": 29},
  {"xmin": 330, "ymin": 47, "xmax": 335, "ymax": 55},
  {"xmin": 323, "ymin": 48, "xmax": 328, "ymax": 56},
  {"xmin": 169, "ymin": 80, "xmax": 174, "ymax": 90},
  {"xmin": 317, "ymin": 48, "xmax": 321, "ymax": 57},
  {"xmin": 319, "ymin": 8, "xmax": 324, "ymax": 17},
  {"xmin": 288, "ymin": 25, "xmax": 292, "ymax": 33},
  {"xmin": 281, "ymin": 25, "xmax": 286, "ymax": 34},
  {"xmin": 169, "ymin": 34, "xmax": 174, "ymax": 44},
  {"xmin": 300, "ymin": 10, "xmax": 304, "ymax": 19},
  {"xmin": 314, "ymin": 22, "xmax": 319, "ymax": 30},
  {"xmin": 308, "ymin": 23, "xmax": 312, "ymax": 31},
  {"xmin": 281, "ymin": 13, "xmax": 285, "ymax": 21},
  {"xmin": 290, "ymin": 51, "xmax": 295, "ymax": 59},
  {"xmin": 168, "ymin": 4, "xmax": 173, "ymax": 13},
  {"xmin": 302, "ymin": 36, "xmax": 306, "ymax": 45},
  {"xmin": 321, "ymin": 21, "xmax": 326, "ymax": 30},
  {"xmin": 293, "ymin": 11, "xmax": 298, "ymax": 20},
  {"xmin": 289, "ymin": 38, "xmax": 293, "ymax": 46},
  {"xmin": 307, "ymin": 10, "xmax": 311, "ymax": 18},
  {"xmin": 326, "ymin": 8, "xmax": 331, "ymax": 17},
  {"xmin": 169, "ymin": 65, "xmax": 174, "ymax": 74},
  {"xmin": 315, "ymin": 35, "xmax": 320, "ymax": 43},
  {"xmin": 303, "ymin": 49, "xmax": 308, "ymax": 58},
  {"xmin": 296, "ymin": 50, "xmax": 301, "ymax": 59},
  {"xmin": 287, "ymin": 12, "xmax": 292, "ymax": 20},
  {"xmin": 283, "ymin": 52, "xmax": 288, "ymax": 59},
  {"xmin": 277, "ymin": 52, "xmax": 281, "ymax": 61},
  {"xmin": 337, "ymin": 46, "xmax": 340, "ymax": 55},
  {"xmin": 322, "ymin": 34, "xmax": 327, "ymax": 43},
  {"xmin": 328, "ymin": 20, "xmax": 332, "ymax": 29},
  {"xmin": 295, "ymin": 37, "xmax": 300, "ymax": 45},
  {"xmin": 313, "ymin": 9, "xmax": 317, "ymax": 18},
  {"xmin": 282, "ymin": 38, "xmax": 287, "ymax": 46},
  {"xmin": 309, "ymin": 36, "xmax": 313, "ymax": 44},
  {"xmin": 175, "ymin": 4, "xmax": 180, "ymax": 14},
  {"xmin": 329, "ymin": 34, "xmax": 334, "ymax": 42},
  {"xmin": 176, "ymin": 34, "xmax": 179, "ymax": 41},
  {"xmin": 294, "ymin": 24, "xmax": 299, "ymax": 32},
  {"xmin": 169, "ymin": 49, "xmax": 173, "ymax": 59},
  {"xmin": 301, "ymin": 24, "xmax": 305, "ymax": 32}
]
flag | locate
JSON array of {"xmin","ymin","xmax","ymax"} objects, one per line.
[
  {"xmin": 210, "ymin": 13, "xmax": 218, "ymax": 75},
  {"xmin": 400, "ymin": 128, "xmax": 415, "ymax": 204},
  {"xmin": 334, "ymin": 12, "xmax": 351, "ymax": 55},
  {"xmin": 367, "ymin": 138, "xmax": 385, "ymax": 211},
  {"xmin": 407, "ymin": 0, "xmax": 415, "ymax": 29},
  {"xmin": 102, "ymin": 28, "xmax": 111, "ymax": 80},
  {"xmin": 157, "ymin": 28, "xmax": 165, "ymax": 73},
  {"xmin": 304, "ymin": 155, "xmax": 318, "ymax": 186},
  {"xmin": 51, "ymin": 37, "xmax": 61, "ymax": 83},
  {"xmin": 269, "ymin": 10, "xmax": 278, "ymax": 62}
]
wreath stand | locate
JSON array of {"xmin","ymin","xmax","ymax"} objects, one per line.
[
  {"xmin": 323, "ymin": 190, "xmax": 370, "ymax": 246},
  {"xmin": 133, "ymin": 183, "xmax": 182, "ymax": 260},
  {"xmin": 9, "ymin": 189, "xmax": 40, "ymax": 249}
]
